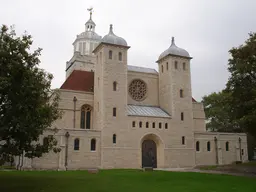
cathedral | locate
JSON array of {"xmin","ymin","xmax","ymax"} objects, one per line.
[{"xmin": 21, "ymin": 10, "xmax": 248, "ymax": 170}]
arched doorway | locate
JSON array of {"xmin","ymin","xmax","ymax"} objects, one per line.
[{"xmin": 142, "ymin": 140, "xmax": 157, "ymax": 168}]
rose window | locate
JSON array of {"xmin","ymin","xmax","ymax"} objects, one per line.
[{"xmin": 129, "ymin": 79, "xmax": 147, "ymax": 101}]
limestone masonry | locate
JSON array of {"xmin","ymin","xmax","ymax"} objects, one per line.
[{"xmin": 20, "ymin": 10, "xmax": 248, "ymax": 170}]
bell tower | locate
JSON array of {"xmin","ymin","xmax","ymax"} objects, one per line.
[
  {"xmin": 93, "ymin": 24, "xmax": 130, "ymax": 168},
  {"xmin": 65, "ymin": 8, "xmax": 102, "ymax": 78},
  {"xmin": 157, "ymin": 37, "xmax": 193, "ymax": 119}
]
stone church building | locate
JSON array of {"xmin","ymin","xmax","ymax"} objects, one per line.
[{"xmin": 22, "ymin": 11, "xmax": 248, "ymax": 170}]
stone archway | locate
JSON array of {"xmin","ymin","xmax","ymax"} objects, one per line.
[
  {"xmin": 140, "ymin": 133, "xmax": 164, "ymax": 168},
  {"xmin": 142, "ymin": 140, "xmax": 157, "ymax": 168}
]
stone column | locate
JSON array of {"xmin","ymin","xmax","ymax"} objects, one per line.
[
  {"xmin": 73, "ymin": 96, "xmax": 77, "ymax": 128},
  {"xmin": 58, "ymin": 135, "xmax": 66, "ymax": 170},
  {"xmin": 217, "ymin": 140, "xmax": 223, "ymax": 165}
]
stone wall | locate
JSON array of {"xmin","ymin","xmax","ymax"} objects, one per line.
[{"xmin": 194, "ymin": 132, "xmax": 248, "ymax": 166}]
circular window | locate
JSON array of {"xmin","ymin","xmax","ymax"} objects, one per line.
[{"xmin": 129, "ymin": 79, "xmax": 147, "ymax": 101}]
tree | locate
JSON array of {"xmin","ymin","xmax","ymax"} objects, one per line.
[
  {"xmin": 202, "ymin": 90, "xmax": 241, "ymax": 132},
  {"xmin": 0, "ymin": 25, "xmax": 62, "ymax": 166},
  {"xmin": 226, "ymin": 32, "xmax": 256, "ymax": 138}
]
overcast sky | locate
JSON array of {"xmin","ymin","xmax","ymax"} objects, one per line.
[{"xmin": 1, "ymin": 0, "xmax": 256, "ymax": 101}]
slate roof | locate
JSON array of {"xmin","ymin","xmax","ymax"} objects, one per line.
[
  {"xmin": 128, "ymin": 65, "xmax": 158, "ymax": 74},
  {"xmin": 127, "ymin": 104, "xmax": 170, "ymax": 118}
]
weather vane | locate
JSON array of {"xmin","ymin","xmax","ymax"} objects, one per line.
[{"xmin": 87, "ymin": 7, "xmax": 93, "ymax": 19}]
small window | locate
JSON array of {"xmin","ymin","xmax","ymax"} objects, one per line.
[
  {"xmin": 74, "ymin": 138, "xmax": 80, "ymax": 151},
  {"xmin": 196, "ymin": 141, "xmax": 200, "ymax": 151},
  {"xmin": 113, "ymin": 134, "xmax": 116, "ymax": 144},
  {"xmin": 132, "ymin": 121, "xmax": 136, "ymax": 127},
  {"xmin": 109, "ymin": 50, "xmax": 112, "ymax": 59},
  {"xmin": 165, "ymin": 123, "xmax": 168, "ymax": 129},
  {"xmin": 182, "ymin": 136, "xmax": 185, "ymax": 145},
  {"xmin": 207, "ymin": 141, "xmax": 211, "ymax": 151},
  {"xmin": 175, "ymin": 61, "xmax": 178, "ymax": 69},
  {"xmin": 113, "ymin": 81, "xmax": 117, "ymax": 91},
  {"xmin": 161, "ymin": 65, "xmax": 164, "ymax": 73},
  {"xmin": 166, "ymin": 62, "xmax": 168, "ymax": 70},
  {"xmin": 91, "ymin": 139, "xmax": 96, "ymax": 151},
  {"xmin": 226, "ymin": 142, "xmax": 229, "ymax": 151},
  {"xmin": 146, "ymin": 122, "xmax": 149, "ymax": 128},
  {"xmin": 152, "ymin": 122, "xmax": 155, "ymax": 128},
  {"xmin": 159, "ymin": 122, "xmax": 162, "ymax": 129},
  {"xmin": 180, "ymin": 89, "xmax": 183, "ymax": 98},
  {"xmin": 181, "ymin": 112, "xmax": 184, "ymax": 121},
  {"xmin": 139, "ymin": 121, "xmax": 142, "ymax": 128},
  {"xmin": 113, "ymin": 107, "xmax": 116, "ymax": 117},
  {"xmin": 183, "ymin": 62, "xmax": 186, "ymax": 70},
  {"xmin": 242, "ymin": 149, "xmax": 244, "ymax": 155},
  {"xmin": 43, "ymin": 137, "xmax": 48, "ymax": 146},
  {"xmin": 118, "ymin": 52, "xmax": 122, "ymax": 61}
]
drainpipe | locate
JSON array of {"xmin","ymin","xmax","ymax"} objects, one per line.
[
  {"xmin": 239, "ymin": 137, "xmax": 242, "ymax": 161},
  {"xmin": 65, "ymin": 131, "xmax": 70, "ymax": 170},
  {"xmin": 214, "ymin": 137, "xmax": 218, "ymax": 165},
  {"xmin": 73, "ymin": 96, "xmax": 77, "ymax": 128}
]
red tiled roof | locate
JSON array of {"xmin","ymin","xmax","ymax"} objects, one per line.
[{"xmin": 60, "ymin": 70, "xmax": 94, "ymax": 92}]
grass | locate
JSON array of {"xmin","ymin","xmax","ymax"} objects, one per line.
[{"xmin": 0, "ymin": 169, "xmax": 255, "ymax": 192}]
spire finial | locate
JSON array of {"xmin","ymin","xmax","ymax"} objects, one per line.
[
  {"xmin": 171, "ymin": 37, "xmax": 175, "ymax": 45},
  {"xmin": 109, "ymin": 24, "xmax": 114, "ymax": 34},
  {"xmin": 87, "ymin": 7, "xmax": 93, "ymax": 20}
]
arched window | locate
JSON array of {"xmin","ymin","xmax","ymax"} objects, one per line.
[
  {"xmin": 118, "ymin": 52, "xmax": 122, "ymax": 61},
  {"xmin": 109, "ymin": 50, "xmax": 112, "ymax": 59},
  {"xmin": 196, "ymin": 141, "xmax": 200, "ymax": 151},
  {"xmin": 226, "ymin": 142, "xmax": 229, "ymax": 151},
  {"xmin": 165, "ymin": 123, "xmax": 168, "ymax": 129},
  {"xmin": 81, "ymin": 105, "xmax": 92, "ymax": 129},
  {"xmin": 182, "ymin": 136, "xmax": 185, "ymax": 145},
  {"xmin": 139, "ymin": 121, "xmax": 142, "ymax": 128},
  {"xmin": 113, "ymin": 81, "xmax": 117, "ymax": 91},
  {"xmin": 166, "ymin": 62, "xmax": 168, "ymax": 70},
  {"xmin": 180, "ymin": 89, "xmax": 183, "ymax": 98},
  {"xmin": 175, "ymin": 61, "xmax": 178, "ymax": 69},
  {"xmin": 91, "ymin": 139, "xmax": 96, "ymax": 151},
  {"xmin": 86, "ymin": 111, "xmax": 91, "ymax": 129},
  {"xmin": 113, "ymin": 107, "xmax": 116, "ymax": 117},
  {"xmin": 159, "ymin": 122, "xmax": 162, "ymax": 129},
  {"xmin": 146, "ymin": 122, "xmax": 149, "ymax": 128},
  {"xmin": 181, "ymin": 112, "xmax": 184, "ymax": 121},
  {"xmin": 113, "ymin": 134, "xmax": 116, "ymax": 144},
  {"xmin": 81, "ymin": 109, "xmax": 85, "ymax": 129},
  {"xmin": 74, "ymin": 138, "xmax": 80, "ymax": 150},
  {"xmin": 152, "ymin": 122, "xmax": 155, "ymax": 128},
  {"xmin": 132, "ymin": 121, "xmax": 136, "ymax": 127},
  {"xmin": 161, "ymin": 65, "xmax": 164, "ymax": 73},
  {"xmin": 207, "ymin": 141, "xmax": 211, "ymax": 151},
  {"xmin": 183, "ymin": 62, "xmax": 186, "ymax": 70}
]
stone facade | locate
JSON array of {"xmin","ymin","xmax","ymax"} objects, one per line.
[{"xmin": 19, "ymin": 11, "xmax": 248, "ymax": 170}]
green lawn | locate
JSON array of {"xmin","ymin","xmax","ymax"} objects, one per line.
[{"xmin": 0, "ymin": 170, "xmax": 255, "ymax": 192}]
